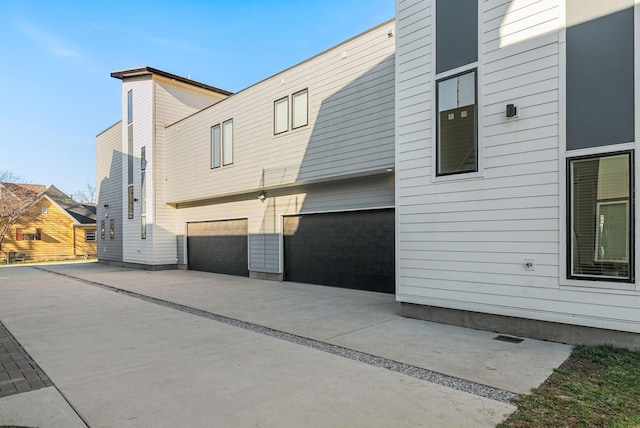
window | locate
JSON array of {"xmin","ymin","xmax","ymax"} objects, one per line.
[
  {"xmin": 41, "ymin": 207, "xmax": 48, "ymax": 214},
  {"xmin": 437, "ymin": 70, "xmax": 477, "ymax": 176},
  {"xmin": 568, "ymin": 151, "xmax": 633, "ymax": 281},
  {"xmin": 85, "ymin": 229, "xmax": 97, "ymax": 242},
  {"xmin": 211, "ymin": 124, "xmax": 221, "ymax": 169},
  {"xmin": 128, "ymin": 125, "xmax": 134, "ymax": 185},
  {"xmin": 127, "ymin": 90, "xmax": 133, "ymax": 124},
  {"xmin": 292, "ymin": 89, "xmax": 308, "ymax": 129},
  {"xmin": 16, "ymin": 228, "xmax": 41, "ymax": 241},
  {"xmin": 222, "ymin": 119, "xmax": 233, "ymax": 166},
  {"xmin": 110, "ymin": 219, "xmax": 115, "ymax": 239},
  {"xmin": 141, "ymin": 146, "xmax": 147, "ymax": 171},
  {"xmin": 141, "ymin": 171, "xmax": 146, "ymax": 239},
  {"xmin": 128, "ymin": 185, "xmax": 134, "ymax": 219},
  {"xmin": 274, "ymin": 97, "xmax": 289, "ymax": 134},
  {"xmin": 101, "ymin": 220, "xmax": 105, "ymax": 239}
]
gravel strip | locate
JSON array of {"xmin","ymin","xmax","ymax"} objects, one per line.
[{"xmin": 38, "ymin": 267, "xmax": 519, "ymax": 404}]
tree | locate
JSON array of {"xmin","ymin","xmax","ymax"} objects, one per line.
[
  {"xmin": 0, "ymin": 171, "xmax": 43, "ymax": 250},
  {"xmin": 73, "ymin": 183, "xmax": 96, "ymax": 204}
]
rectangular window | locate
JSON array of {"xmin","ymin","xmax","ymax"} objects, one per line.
[
  {"xmin": 437, "ymin": 70, "xmax": 477, "ymax": 176},
  {"xmin": 568, "ymin": 151, "xmax": 634, "ymax": 281},
  {"xmin": 85, "ymin": 229, "xmax": 97, "ymax": 242},
  {"xmin": 211, "ymin": 124, "xmax": 221, "ymax": 169},
  {"xmin": 292, "ymin": 89, "xmax": 308, "ymax": 129},
  {"xmin": 110, "ymin": 219, "xmax": 115, "ymax": 239},
  {"xmin": 141, "ymin": 146, "xmax": 147, "ymax": 171},
  {"xmin": 222, "ymin": 119, "xmax": 233, "ymax": 166},
  {"xmin": 41, "ymin": 207, "xmax": 48, "ymax": 214},
  {"xmin": 128, "ymin": 125, "xmax": 134, "ymax": 185},
  {"xmin": 101, "ymin": 220, "xmax": 105, "ymax": 239},
  {"xmin": 127, "ymin": 90, "xmax": 133, "ymax": 124},
  {"xmin": 141, "ymin": 215, "xmax": 147, "ymax": 240},
  {"xmin": 274, "ymin": 97, "xmax": 289, "ymax": 134},
  {"xmin": 16, "ymin": 228, "xmax": 41, "ymax": 241},
  {"xmin": 128, "ymin": 185, "xmax": 134, "ymax": 219}
]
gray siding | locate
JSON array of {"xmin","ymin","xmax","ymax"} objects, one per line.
[
  {"xmin": 96, "ymin": 121, "xmax": 124, "ymax": 262},
  {"xmin": 435, "ymin": 0, "xmax": 477, "ymax": 73},
  {"xmin": 566, "ymin": 5, "xmax": 635, "ymax": 150},
  {"xmin": 165, "ymin": 21, "xmax": 396, "ymax": 204}
]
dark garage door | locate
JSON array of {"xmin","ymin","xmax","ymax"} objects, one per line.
[
  {"xmin": 187, "ymin": 219, "xmax": 248, "ymax": 277},
  {"xmin": 283, "ymin": 209, "xmax": 394, "ymax": 293}
]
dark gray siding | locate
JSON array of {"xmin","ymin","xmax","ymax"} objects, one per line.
[
  {"xmin": 566, "ymin": 7, "xmax": 635, "ymax": 150},
  {"xmin": 436, "ymin": 0, "xmax": 478, "ymax": 73}
]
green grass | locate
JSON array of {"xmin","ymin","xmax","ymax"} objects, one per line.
[{"xmin": 500, "ymin": 345, "xmax": 640, "ymax": 428}]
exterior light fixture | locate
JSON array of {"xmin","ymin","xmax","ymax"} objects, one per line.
[
  {"xmin": 258, "ymin": 191, "xmax": 266, "ymax": 203},
  {"xmin": 506, "ymin": 104, "xmax": 517, "ymax": 118},
  {"xmin": 103, "ymin": 204, "xmax": 109, "ymax": 208}
]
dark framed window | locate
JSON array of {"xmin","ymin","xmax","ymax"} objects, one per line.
[
  {"xmin": 127, "ymin": 90, "xmax": 133, "ymax": 124},
  {"xmin": 211, "ymin": 124, "xmax": 221, "ymax": 169},
  {"xmin": 436, "ymin": 69, "xmax": 477, "ymax": 176},
  {"xmin": 101, "ymin": 220, "xmax": 105, "ymax": 239},
  {"xmin": 274, "ymin": 96, "xmax": 289, "ymax": 134},
  {"xmin": 568, "ymin": 150, "xmax": 634, "ymax": 282},
  {"xmin": 222, "ymin": 119, "xmax": 233, "ymax": 166},
  {"xmin": 292, "ymin": 88, "xmax": 308, "ymax": 129},
  {"xmin": 141, "ymin": 146, "xmax": 147, "ymax": 171},
  {"xmin": 128, "ymin": 185, "xmax": 134, "ymax": 219},
  {"xmin": 110, "ymin": 219, "xmax": 115, "ymax": 239}
]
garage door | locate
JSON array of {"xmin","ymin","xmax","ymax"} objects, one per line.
[
  {"xmin": 187, "ymin": 219, "xmax": 248, "ymax": 276},
  {"xmin": 283, "ymin": 209, "xmax": 394, "ymax": 293}
]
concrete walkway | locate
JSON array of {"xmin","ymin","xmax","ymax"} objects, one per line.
[{"xmin": 0, "ymin": 263, "xmax": 572, "ymax": 427}]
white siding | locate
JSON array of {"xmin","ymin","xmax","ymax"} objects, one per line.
[
  {"xmin": 165, "ymin": 21, "xmax": 396, "ymax": 204},
  {"xmin": 122, "ymin": 76, "xmax": 154, "ymax": 264},
  {"xmin": 396, "ymin": 0, "xmax": 640, "ymax": 333},
  {"xmin": 152, "ymin": 77, "xmax": 228, "ymax": 265},
  {"xmin": 176, "ymin": 174, "xmax": 394, "ymax": 272}
]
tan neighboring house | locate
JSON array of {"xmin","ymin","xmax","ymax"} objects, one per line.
[{"xmin": 0, "ymin": 184, "xmax": 97, "ymax": 262}]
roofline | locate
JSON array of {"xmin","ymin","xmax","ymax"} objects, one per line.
[
  {"xmin": 43, "ymin": 195, "xmax": 80, "ymax": 225},
  {"xmin": 166, "ymin": 18, "xmax": 395, "ymax": 128},
  {"xmin": 96, "ymin": 119, "xmax": 122, "ymax": 138},
  {"xmin": 110, "ymin": 66, "xmax": 233, "ymax": 96}
]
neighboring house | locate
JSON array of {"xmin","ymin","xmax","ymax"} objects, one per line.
[
  {"xmin": 1, "ymin": 184, "xmax": 97, "ymax": 261},
  {"xmin": 97, "ymin": 1, "xmax": 640, "ymax": 348}
]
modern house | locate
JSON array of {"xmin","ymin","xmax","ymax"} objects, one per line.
[
  {"xmin": 96, "ymin": 21, "xmax": 396, "ymax": 293},
  {"xmin": 0, "ymin": 184, "xmax": 97, "ymax": 261},
  {"xmin": 97, "ymin": 0, "xmax": 640, "ymax": 348}
]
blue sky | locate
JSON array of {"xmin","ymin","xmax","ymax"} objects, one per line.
[{"xmin": 0, "ymin": 0, "xmax": 394, "ymax": 198}]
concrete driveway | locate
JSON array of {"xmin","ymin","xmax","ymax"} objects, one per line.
[{"xmin": 0, "ymin": 263, "xmax": 571, "ymax": 427}]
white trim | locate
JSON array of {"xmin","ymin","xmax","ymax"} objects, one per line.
[
  {"xmin": 635, "ymin": 1, "xmax": 640, "ymax": 291},
  {"xmin": 42, "ymin": 196, "xmax": 80, "ymax": 225}
]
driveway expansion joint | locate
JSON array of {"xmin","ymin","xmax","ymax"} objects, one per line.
[{"xmin": 37, "ymin": 267, "xmax": 520, "ymax": 404}]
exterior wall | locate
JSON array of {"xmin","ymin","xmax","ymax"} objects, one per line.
[
  {"xmin": 151, "ymin": 76, "xmax": 228, "ymax": 265},
  {"xmin": 395, "ymin": 0, "xmax": 640, "ymax": 333},
  {"xmin": 121, "ymin": 75, "xmax": 154, "ymax": 265},
  {"xmin": 176, "ymin": 174, "xmax": 395, "ymax": 273},
  {"xmin": 73, "ymin": 225, "xmax": 98, "ymax": 257},
  {"xmin": 96, "ymin": 120, "xmax": 124, "ymax": 262},
  {"xmin": 2, "ymin": 199, "xmax": 77, "ymax": 261},
  {"xmin": 164, "ymin": 20, "xmax": 396, "ymax": 204}
]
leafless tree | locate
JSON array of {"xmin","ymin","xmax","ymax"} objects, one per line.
[
  {"xmin": 73, "ymin": 183, "xmax": 96, "ymax": 204},
  {"xmin": 0, "ymin": 171, "xmax": 44, "ymax": 250}
]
